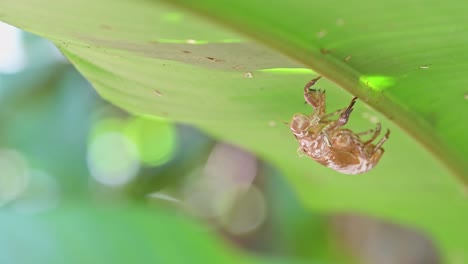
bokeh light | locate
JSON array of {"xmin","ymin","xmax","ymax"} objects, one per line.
[
  {"xmin": 11, "ymin": 170, "xmax": 60, "ymax": 214},
  {"xmin": 183, "ymin": 143, "xmax": 266, "ymax": 234},
  {"xmin": 204, "ymin": 143, "xmax": 258, "ymax": 190},
  {"xmin": 360, "ymin": 75, "xmax": 396, "ymax": 91},
  {"xmin": 0, "ymin": 149, "xmax": 29, "ymax": 206},
  {"xmin": 125, "ymin": 116, "xmax": 175, "ymax": 166},
  {"xmin": 218, "ymin": 186, "xmax": 267, "ymax": 235},
  {"xmin": 87, "ymin": 132, "xmax": 140, "ymax": 186},
  {"xmin": 161, "ymin": 12, "xmax": 184, "ymax": 23}
]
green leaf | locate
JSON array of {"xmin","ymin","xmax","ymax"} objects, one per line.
[
  {"xmin": 0, "ymin": 204, "xmax": 299, "ymax": 264},
  {"xmin": 1, "ymin": 0, "xmax": 467, "ymax": 262}
]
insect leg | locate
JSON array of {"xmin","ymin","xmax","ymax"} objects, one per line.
[
  {"xmin": 304, "ymin": 76, "xmax": 326, "ymax": 116},
  {"xmin": 320, "ymin": 97, "xmax": 358, "ymax": 134},
  {"xmin": 356, "ymin": 129, "xmax": 375, "ymax": 136},
  {"xmin": 321, "ymin": 107, "xmax": 346, "ymax": 121},
  {"xmin": 297, "ymin": 146, "xmax": 306, "ymax": 157},
  {"xmin": 338, "ymin": 97, "xmax": 358, "ymax": 125},
  {"xmin": 371, "ymin": 129, "xmax": 390, "ymax": 154},
  {"xmin": 362, "ymin": 123, "xmax": 382, "ymax": 145},
  {"xmin": 303, "ymin": 76, "xmax": 322, "ymax": 93},
  {"xmin": 323, "ymin": 132, "xmax": 332, "ymax": 147}
]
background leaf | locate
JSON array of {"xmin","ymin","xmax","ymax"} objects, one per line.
[{"xmin": 0, "ymin": 203, "xmax": 303, "ymax": 264}]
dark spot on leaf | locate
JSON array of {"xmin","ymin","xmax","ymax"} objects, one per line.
[
  {"xmin": 153, "ymin": 90, "xmax": 163, "ymax": 97},
  {"xmin": 205, "ymin": 57, "xmax": 224, "ymax": 62},
  {"xmin": 182, "ymin": 50, "xmax": 191, "ymax": 54},
  {"xmin": 100, "ymin": 24, "xmax": 112, "ymax": 30},
  {"xmin": 320, "ymin": 48, "xmax": 331, "ymax": 54}
]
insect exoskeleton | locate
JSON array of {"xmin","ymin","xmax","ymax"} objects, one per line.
[{"xmin": 290, "ymin": 76, "xmax": 390, "ymax": 174}]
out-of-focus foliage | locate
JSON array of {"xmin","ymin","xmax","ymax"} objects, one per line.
[{"xmin": 0, "ymin": 204, "xmax": 278, "ymax": 264}]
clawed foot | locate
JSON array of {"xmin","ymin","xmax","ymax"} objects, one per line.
[
  {"xmin": 303, "ymin": 76, "xmax": 326, "ymax": 114},
  {"xmin": 338, "ymin": 97, "xmax": 358, "ymax": 125}
]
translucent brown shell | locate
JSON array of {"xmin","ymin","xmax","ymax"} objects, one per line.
[{"xmin": 290, "ymin": 76, "xmax": 390, "ymax": 174}]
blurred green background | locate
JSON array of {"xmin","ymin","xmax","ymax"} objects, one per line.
[{"xmin": 0, "ymin": 22, "xmax": 443, "ymax": 264}]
